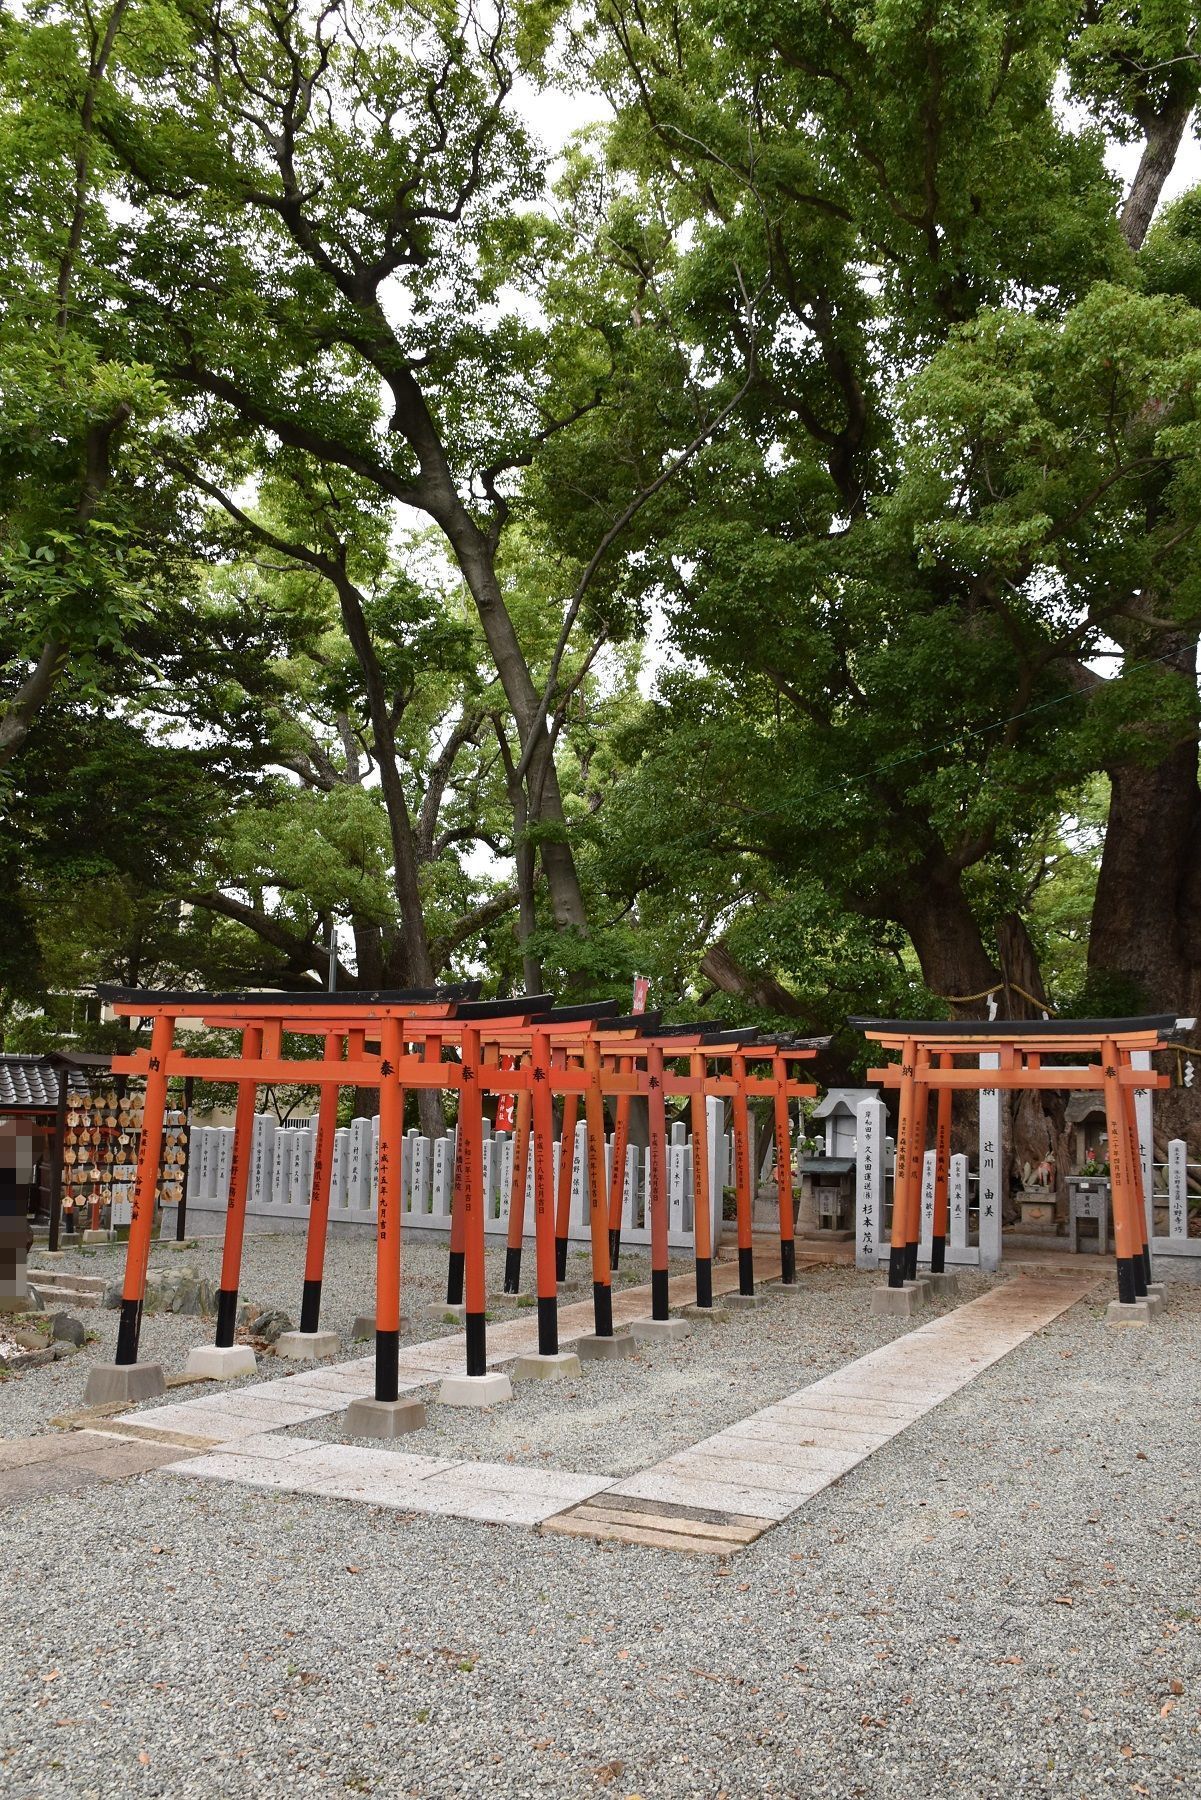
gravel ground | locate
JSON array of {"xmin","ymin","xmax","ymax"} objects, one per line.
[
  {"xmin": 296, "ymin": 1264, "xmax": 991, "ymax": 1476},
  {"xmin": 2, "ymin": 1266, "xmax": 1200, "ymax": 1798},
  {"xmin": 2, "ymin": 1234, "xmax": 686, "ymax": 1438}
]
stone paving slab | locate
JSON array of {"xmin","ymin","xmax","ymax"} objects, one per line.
[
  {"xmin": 419, "ymin": 1461, "xmax": 612, "ymax": 1504},
  {"xmin": 116, "ymin": 1268, "xmax": 1100, "ymax": 1546},
  {"xmin": 600, "ymin": 1275, "xmax": 1098, "ymax": 1532},
  {"xmin": 0, "ymin": 1428, "xmax": 184, "ymax": 1506},
  {"xmin": 166, "ymin": 1453, "xmax": 325, "ymax": 1492},
  {"xmin": 607, "ymin": 1468, "xmax": 802, "ymax": 1520},
  {"xmin": 661, "ymin": 1450, "xmax": 850, "ymax": 1495},
  {"xmin": 263, "ymin": 1368, "xmax": 374, "ymax": 1397},
  {"xmin": 695, "ymin": 1435, "xmax": 866, "ymax": 1476},
  {"xmin": 724, "ymin": 1416, "xmax": 890, "ymax": 1452}
]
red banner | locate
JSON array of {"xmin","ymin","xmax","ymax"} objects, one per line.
[{"xmin": 631, "ymin": 977, "xmax": 650, "ymax": 1015}]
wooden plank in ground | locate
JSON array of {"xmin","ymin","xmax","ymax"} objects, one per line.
[
  {"xmin": 542, "ymin": 1514, "xmax": 741, "ymax": 1554},
  {"xmin": 543, "ymin": 1494, "xmax": 775, "ymax": 1554}
]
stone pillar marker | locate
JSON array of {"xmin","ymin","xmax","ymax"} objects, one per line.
[
  {"xmin": 705, "ymin": 1096, "xmax": 725, "ymax": 1252},
  {"xmin": 411, "ymin": 1135, "xmax": 429, "ymax": 1215},
  {"xmin": 978, "ymin": 1054, "xmax": 1002, "ymax": 1272},
  {"xmin": 919, "ymin": 1148, "xmax": 937, "ymax": 1258},
  {"xmin": 269, "ymin": 1126, "xmax": 288, "ymax": 1207},
  {"xmin": 855, "ymin": 1096, "xmax": 886, "ymax": 1270},
  {"xmin": 668, "ymin": 1140, "xmax": 686, "ymax": 1238},
  {"xmin": 623, "ymin": 1143, "xmax": 639, "ymax": 1236},
  {"xmin": 570, "ymin": 1119, "xmax": 588, "ymax": 1235},
  {"xmin": 331, "ymin": 1131, "xmax": 349, "ymax": 1212},
  {"xmin": 949, "ymin": 1153, "xmax": 969, "ymax": 1251},
  {"xmin": 1168, "ymin": 1139, "xmax": 1188, "ymax": 1241},
  {"xmin": 214, "ymin": 1129, "xmax": 233, "ymax": 1203},
  {"xmin": 431, "ymin": 1135, "xmax": 450, "ymax": 1217},
  {"xmin": 1131, "ymin": 1049, "xmax": 1154, "ymax": 1245}
]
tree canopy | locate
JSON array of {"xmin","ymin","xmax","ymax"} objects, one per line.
[{"xmin": 3, "ymin": 0, "xmax": 1201, "ymax": 1086}]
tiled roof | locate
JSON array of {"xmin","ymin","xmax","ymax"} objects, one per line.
[{"xmin": 0, "ymin": 1057, "xmax": 89, "ymax": 1111}]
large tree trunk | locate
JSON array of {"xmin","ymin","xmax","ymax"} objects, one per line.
[
  {"xmin": 1088, "ymin": 635, "xmax": 1201, "ymax": 1018},
  {"xmin": 698, "ymin": 937, "xmax": 847, "ymax": 1084},
  {"xmin": 333, "ymin": 575, "xmax": 436, "ymax": 987},
  {"xmin": 1091, "ymin": 81, "xmax": 1200, "ymax": 1010},
  {"xmin": 699, "ymin": 938, "xmax": 812, "ymax": 1019},
  {"xmin": 442, "ymin": 508, "xmax": 590, "ymax": 940},
  {"xmin": 894, "ymin": 859, "xmax": 1000, "ymax": 1016}
]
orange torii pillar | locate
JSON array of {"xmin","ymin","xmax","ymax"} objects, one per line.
[
  {"xmin": 1119, "ymin": 1074, "xmax": 1154, "ymax": 1288},
  {"xmin": 904, "ymin": 1052, "xmax": 932, "ymax": 1281},
  {"xmin": 772, "ymin": 1051, "xmax": 796, "ymax": 1286},
  {"xmin": 446, "ymin": 1047, "xmax": 468, "ymax": 1309},
  {"xmin": 345, "ymin": 1014, "xmax": 428, "ymax": 1435},
  {"xmin": 623, "ymin": 1038, "xmax": 690, "ymax": 1343},
  {"xmin": 727, "ymin": 1051, "xmax": 765, "ymax": 1307},
  {"xmin": 440, "ymin": 1025, "xmax": 513, "ymax": 1403},
  {"xmin": 509, "ymin": 1023, "xmax": 582, "ymax": 1379},
  {"xmin": 85, "ymin": 1012, "xmax": 176, "ymax": 1404},
  {"xmin": 929, "ymin": 1055, "xmax": 953, "ymax": 1276},
  {"xmin": 511, "ymin": 1027, "xmax": 571, "ymax": 1375},
  {"xmin": 502, "ymin": 1080, "xmax": 531, "ymax": 1294},
  {"xmin": 582, "ymin": 1034, "xmax": 619, "ymax": 1339},
  {"xmin": 889, "ymin": 1044, "xmax": 929, "ymax": 1296},
  {"xmin": 554, "ymin": 1077, "xmax": 579, "ymax": 1282},
  {"xmin": 570, "ymin": 1027, "xmax": 637, "ymax": 1361},
  {"xmin": 607, "ymin": 1065, "xmax": 633, "ymax": 1267},
  {"xmin": 689, "ymin": 1047, "xmax": 715, "ymax": 1309},
  {"xmin": 283, "ymin": 1029, "xmax": 344, "ymax": 1357},
  {"xmin": 1101, "ymin": 1040, "xmax": 1150, "ymax": 1309},
  {"xmin": 184, "ymin": 1023, "xmax": 268, "ymax": 1380}
]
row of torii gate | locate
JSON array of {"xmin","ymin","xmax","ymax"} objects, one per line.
[{"xmin": 87, "ymin": 987, "xmax": 1187, "ymax": 1418}]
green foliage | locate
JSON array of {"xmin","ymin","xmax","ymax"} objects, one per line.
[{"xmin": 4, "ymin": 0, "xmax": 1201, "ymax": 1044}]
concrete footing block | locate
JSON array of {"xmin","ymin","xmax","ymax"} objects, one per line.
[
  {"xmin": 923, "ymin": 1272, "xmax": 959, "ymax": 1297},
  {"xmin": 275, "ymin": 1330, "xmax": 341, "ymax": 1362},
  {"xmin": 682, "ymin": 1302, "xmax": 730, "ymax": 1323},
  {"xmin": 512, "ymin": 1350, "xmax": 581, "ymax": 1382},
  {"xmin": 871, "ymin": 1284, "xmax": 923, "ymax": 1317},
  {"xmin": 183, "ymin": 1344, "xmax": 257, "ymax": 1380},
  {"xmin": 1106, "ymin": 1297, "xmax": 1158, "ymax": 1326},
  {"xmin": 574, "ymin": 1331, "xmax": 637, "ymax": 1362},
  {"xmin": 81, "ymin": 1229, "xmax": 109, "ymax": 1245},
  {"xmin": 438, "ymin": 1371, "xmax": 513, "ymax": 1407},
  {"xmin": 428, "ymin": 1301, "xmax": 466, "ymax": 1324},
  {"xmin": 40, "ymin": 1250, "xmax": 66, "ymax": 1262},
  {"xmin": 166, "ymin": 1240, "xmax": 198, "ymax": 1252},
  {"xmin": 344, "ymin": 1396, "xmax": 427, "ymax": 1437},
  {"xmin": 724, "ymin": 1291, "xmax": 769, "ymax": 1311},
  {"xmin": 627, "ymin": 1316, "xmax": 691, "ymax": 1343},
  {"xmin": 351, "ymin": 1314, "xmax": 410, "ymax": 1340},
  {"xmin": 84, "ymin": 1362, "xmax": 166, "ymax": 1406},
  {"xmin": 904, "ymin": 1278, "xmax": 932, "ymax": 1297}
]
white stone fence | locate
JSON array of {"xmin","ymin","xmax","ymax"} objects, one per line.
[{"xmin": 168, "ymin": 1100, "xmax": 734, "ymax": 1248}]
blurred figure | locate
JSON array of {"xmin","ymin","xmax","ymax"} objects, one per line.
[{"xmin": 0, "ymin": 1120, "xmax": 35, "ymax": 1314}]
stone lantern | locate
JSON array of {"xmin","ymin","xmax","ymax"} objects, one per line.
[{"xmin": 798, "ymin": 1088, "xmax": 877, "ymax": 1238}]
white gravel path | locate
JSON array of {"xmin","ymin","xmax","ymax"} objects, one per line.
[{"xmin": 2, "ymin": 1259, "xmax": 1200, "ymax": 1797}]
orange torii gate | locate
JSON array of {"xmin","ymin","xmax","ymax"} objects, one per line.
[
  {"xmin": 852, "ymin": 1015, "xmax": 1186, "ymax": 1310},
  {"xmin": 86, "ymin": 987, "xmax": 819, "ymax": 1425}
]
